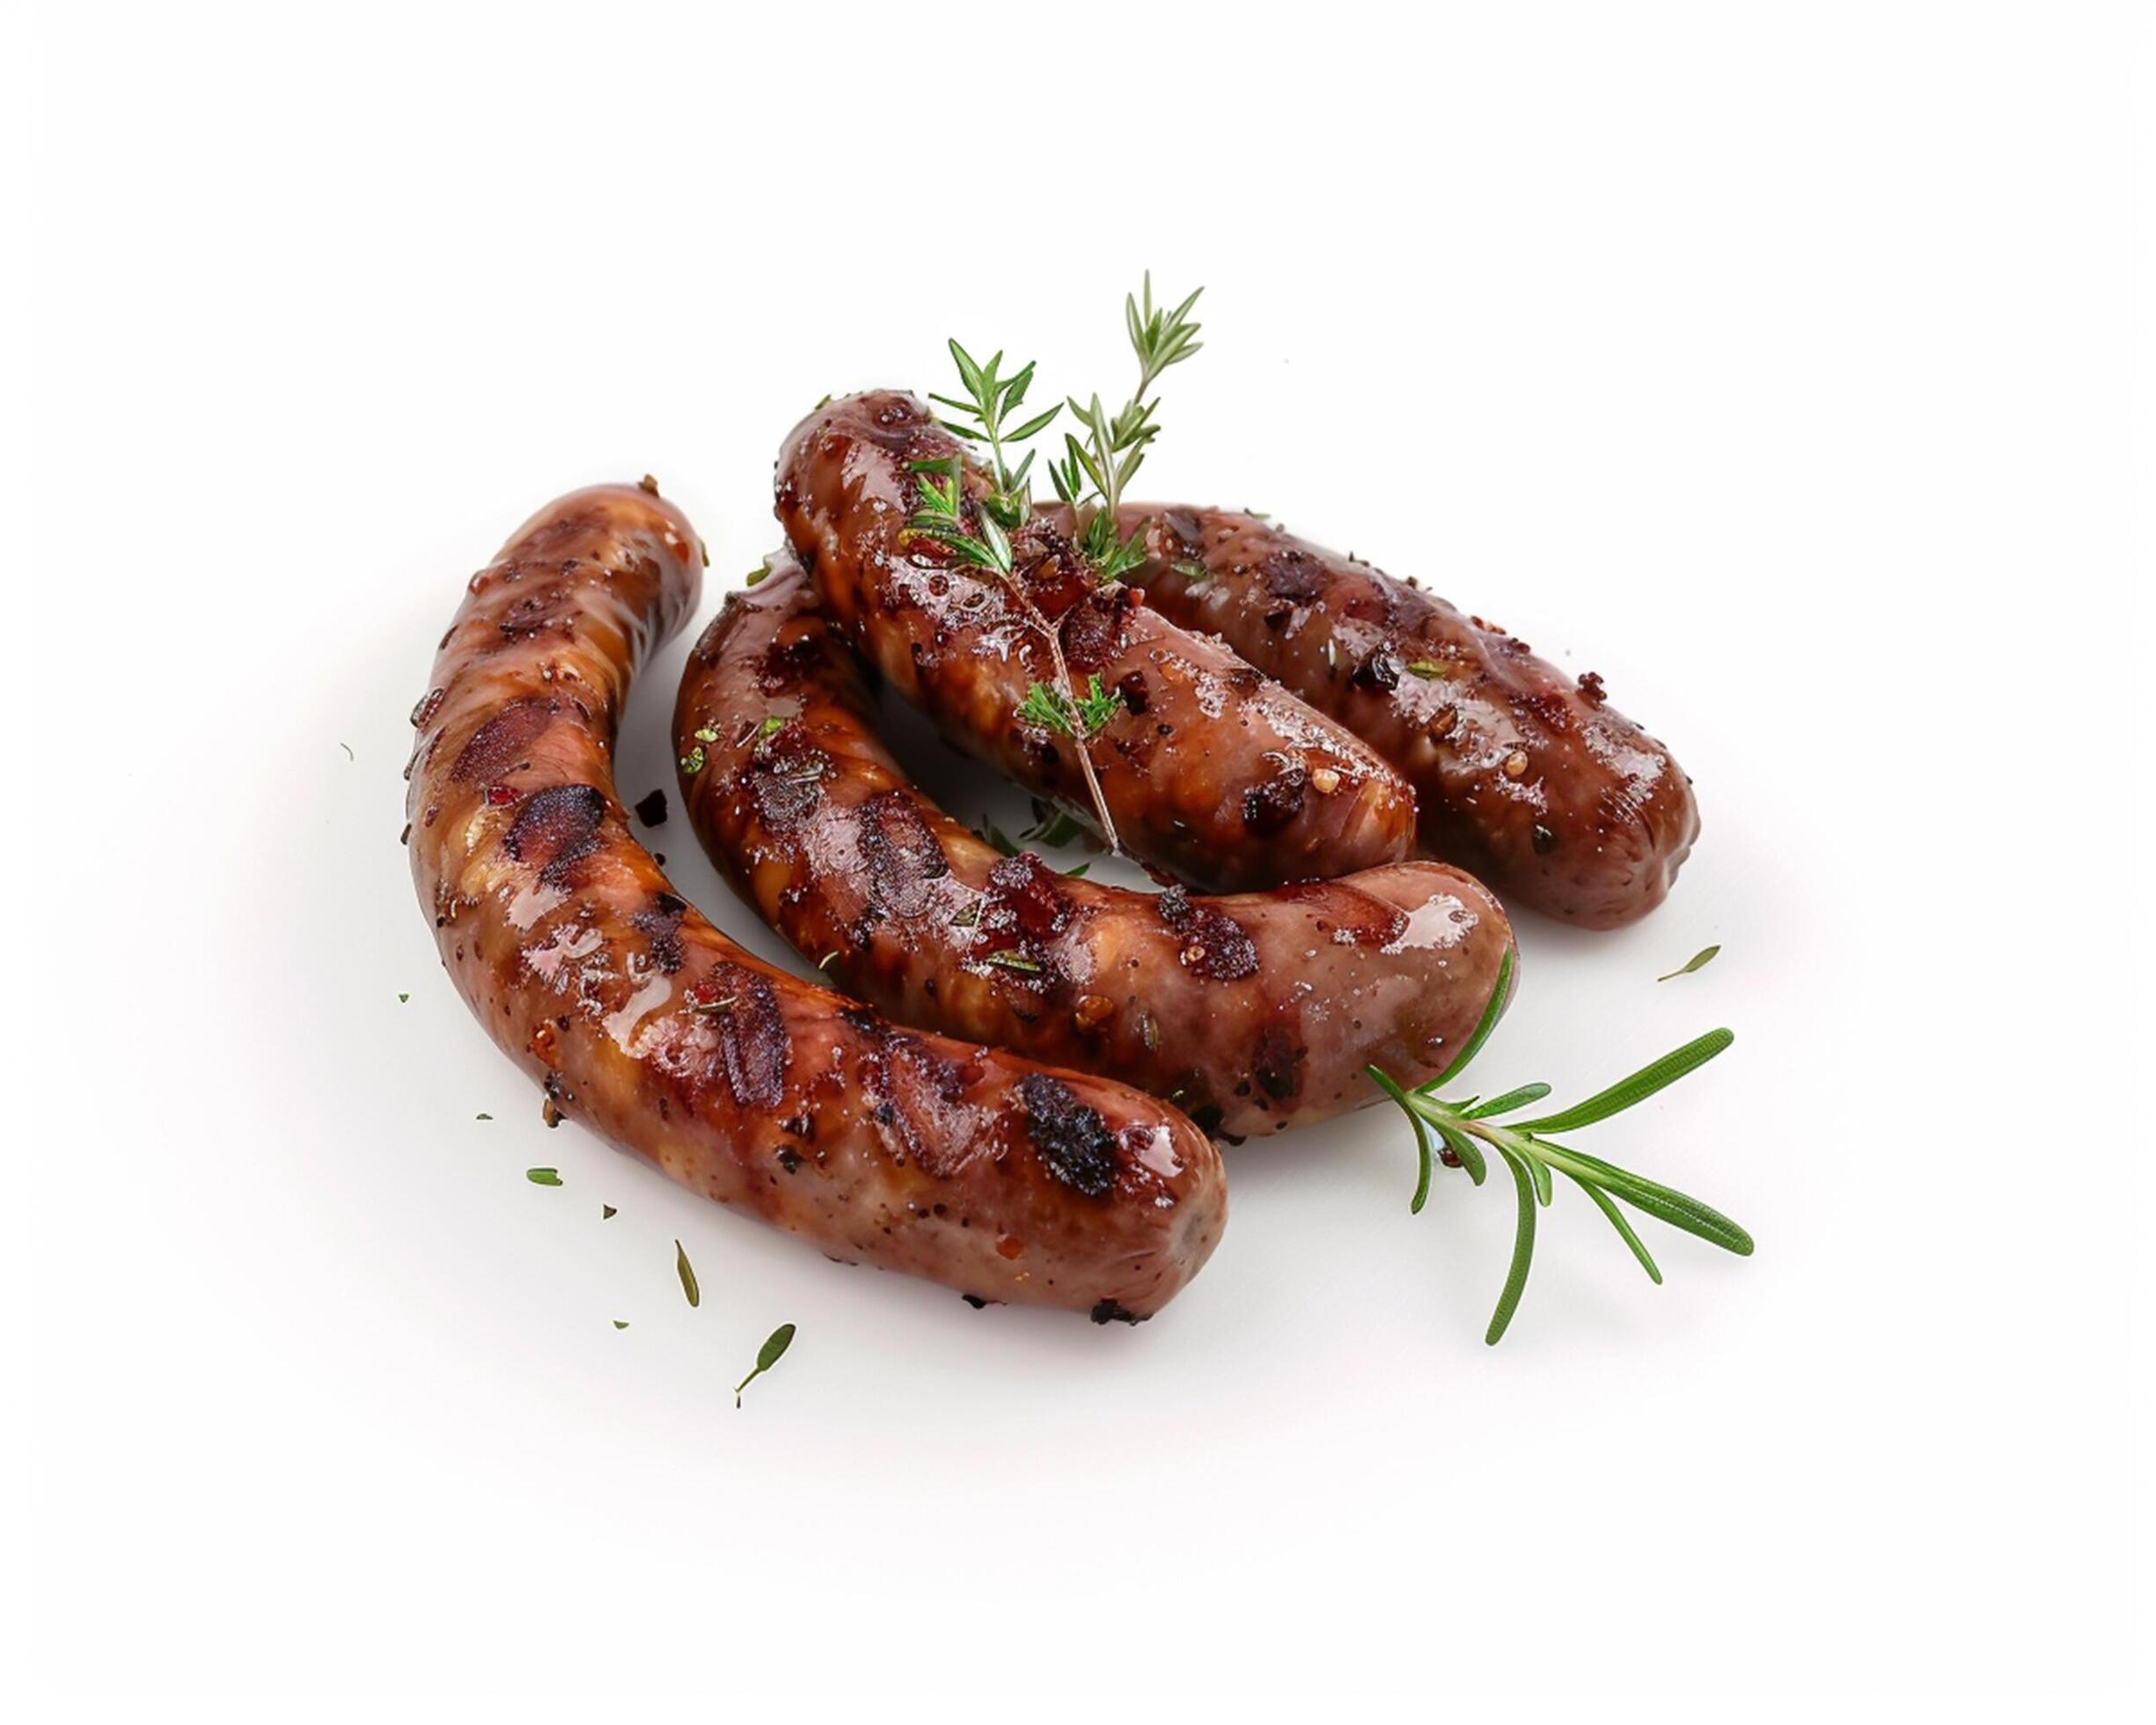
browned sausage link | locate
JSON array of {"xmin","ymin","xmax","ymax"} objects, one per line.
[
  {"xmin": 776, "ymin": 392, "xmax": 1417, "ymax": 893},
  {"xmin": 1122, "ymin": 507, "xmax": 1701, "ymax": 929},
  {"xmin": 675, "ymin": 554, "xmax": 1519, "ymax": 1139},
  {"xmin": 406, "ymin": 484, "xmax": 1225, "ymax": 1318}
]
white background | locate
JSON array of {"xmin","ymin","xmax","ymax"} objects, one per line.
[{"xmin": 3, "ymin": 2, "xmax": 2147, "ymax": 1716}]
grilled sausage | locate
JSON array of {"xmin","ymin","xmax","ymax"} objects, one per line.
[
  {"xmin": 674, "ymin": 554, "xmax": 1518, "ymax": 1138},
  {"xmin": 1118, "ymin": 507, "xmax": 1700, "ymax": 928},
  {"xmin": 776, "ymin": 392, "xmax": 1417, "ymax": 893},
  {"xmin": 406, "ymin": 483, "xmax": 1225, "ymax": 1318}
]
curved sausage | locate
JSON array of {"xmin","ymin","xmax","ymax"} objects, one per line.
[
  {"xmin": 1118, "ymin": 507, "xmax": 1699, "ymax": 928},
  {"xmin": 674, "ymin": 554, "xmax": 1518, "ymax": 1138},
  {"xmin": 406, "ymin": 482, "xmax": 1225, "ymax": 1318},
  {"xmin": 776, "ymin": 391, "xmax": 1417, "ymax": 893}
]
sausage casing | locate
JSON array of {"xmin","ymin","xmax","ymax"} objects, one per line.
[
  {"xmin": 776, "ymin": 392, "xmax": 1418, "ymax": 893},
  {"xmin": 1122, "ymin": 507, "xmax": 1699, "ymax": 928},
  {"xmin": 407, "ymin": 483, "xmax": 1225, "ymax": 1318},
  {"xmin": 675, "ymin": 554, "xmax": 1518, "ymax": 1138}
]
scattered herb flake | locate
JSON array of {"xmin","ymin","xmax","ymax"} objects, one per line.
[
  {"xmin": 675, "ymin": 1240, "xmax": 700, "ymax": 1308},
  {"xmin": 757, "ymin": 715, "xmax": 786, "ymax": 738},
  {"xmin": 1065, "ymin": 863, "xmax": 1089, "ymax": 879},
  {"xmin": 525, "ymin": 1167, "xmax": 562, "ymax": 1186},
  {"xmin": 476, "ymin": 1112, "xmax": 492, "ymax": 1120},
  {"xmin": 613, "ymin": 1319, "xmax": 629, "ymax": 1329},
  {"xmin": 1658, "ymin": 945, "xmax": 1721, "ymax": 982},
  {"xmin": 735, "ymin": 1323, "xmax": 796, "ymax": 1406},
  {"xmin": 678, "ymin": 745, "xmax": 706, "ymax": 774},
  {"xmin": 602, "ymin": 1204, "xmax": 617, "ymax": 1219},
  {"xmin": 980, "ymin": 950, "xmax": 1043, "ymax": 974},
  {"xmin": 744, "ymin": 562, "xmax": 773, "ymax": 587},
  {"xmin": 693, "ymin": 725, "xmax": 720, "ymax": 744},
  {"xmin": 1406, "ymin": 660, "xmax": 1456, "ymax": 679},
  {"xmin": 397, "ymin": 992, "xmax": 409, "ymax": 1002}
]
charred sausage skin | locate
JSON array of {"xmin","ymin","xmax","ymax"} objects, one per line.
[
  {"xmin": 675, "ymin": 554, "xmax": 1518, "ymax": 1138},
  {"xmin": 776, "ymin": 392, "xmax": 1418, "ymax": 893},
  {"xmin": 407, "ymin": 483, "xmax": 1224, "ymax": 1318},
  {"xmin": 1122, "ymin": 507, "xmax": 1699, "ymax": 929}
]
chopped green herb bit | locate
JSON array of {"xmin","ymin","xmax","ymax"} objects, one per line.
[
  {"xmin": 744, "ymin": 563, "xmax": 772, "ymax": 587},
  {"xmin": 678, "ymin": 746, "xmax": 706, "ymax": 774},
  {"xmin": 693, "ymin": 725, "xmax": 720, "ymax": 744},
  {"xmin": 602, "ymin": 1204, "xmax": 617, "ymax": 1219},
  {"xmin": 675, "ymin": 1240, "xmax": 700, "ymax": 1308},
  {"xmin": 613, "ymin": 1319, "xmax": 629, "ymax": 1329},
  {"xmin": 757, "ymin": 715, "xmax": 786, "ymax": 738},
  {"xmin": 735, "ymin": 1323, "xmax": 796, "ymax": 1406},
  {"xmin": 1405, "ymin": 660, "xmax": 1456, "ymax": 679},
  {"xmin": 476, "ymin": 1112, "xmax": 492, "ymax": 1120},
  {"xmin": 980, "ymin": 950, "xmax": 1043, "ymax": 974},
  {"xmin": 1658, "ymin": 945, "xmax": 1721, "ymax": 982},
  {"xmin": 397, "ymin": 992, "xmax": 409, "ymax": 1002},
  {"xmin": 525, "ymin": 1168, "xmax": 562, "ymax": 1186}
]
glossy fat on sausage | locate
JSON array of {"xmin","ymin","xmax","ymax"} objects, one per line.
[
  {"xmin": 776, "ymin": 391, "xmax": 1418, "ymax": 893},
  {"xmin": 1120, "ymin": 507, "xmax": 1700, "ymax": 929},
  {"xmin": 406, "ymin": 483, "xmax": 1225, "ymax": 1318},
  {"xmin": 674, "ymin": 554, "xmax": 1518, "ymax": 1138}
]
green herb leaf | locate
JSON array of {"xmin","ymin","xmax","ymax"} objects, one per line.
[
  {"xmin": 525, "ymin": 1168, "xmax": 561, "ymax": 1186},
  {"xmin": 735, "ymin": 1322, "xmax": 796, "ymax": 1406},
  {"xmin": 1460, "ymin": 1082, "xmax": 1551, "ymax": 1119},
  {"xmin": 1658, "ymin": 944, "xmax": 1721, "ymax": 982},
  {"xmin": 612, "ymin": 1319, "xmax": 629, "ymax": 1329},
  {"xmin": 1512, "ymin": 1028, "xmax": 1734, "ymax": 1134},
  {"xmin": 979, "ymin": 950, "xmax": 1042, "ymax": 974},
  {"xmin": 1433, "ymin": 947, "xmax": 1514, "ymax": 1087},
  {"xmin": 475, "ymin": 1112, "xmax": 492, "ymax": 1119},
  {"xmin": 1568, "ymin": 1174, "xmax": 1662, "ymax": 1284},
  {"xmin": 602, "ymin": 1203, "xmax": 616, "ymax": 1219},
  {"xmin": 674, "ymin": 1240, "xmax": 700, "ymax": 1308},
  {"xmin": 398, "ymin": 992, "xmax": 409, "ymax": 1002},
  {"xmin": 1368, "ymin": 1065, "xmax": 1437, "ymax": 1213},
  {"xmin": 1485, "ymin": 1147, "xmax": 1539, "ymax": 1346}
]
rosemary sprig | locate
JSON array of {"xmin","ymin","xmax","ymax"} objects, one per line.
[
  {"xmin": 1050, "ymin": 273, "xmax": 1203, "ymax": 581},
  {"xmin": 1368, "ymin": 955, "xmax": 1752, "ymax": 1344}
]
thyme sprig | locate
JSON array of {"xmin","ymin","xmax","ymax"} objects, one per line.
[
  {"xmin": 903, "ymin": 276, "xmax": 1201, "ymax": 852},
  {"xmin": 1050, "ymin": 273, "xmax": 1203, "ymax": 580},
  {"xmin": 1368, "ymin": 953, "xmax": 1753, "ymax": 1344}
]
